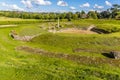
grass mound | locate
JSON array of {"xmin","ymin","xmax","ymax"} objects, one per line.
[
  {"xmin": 26, "ymin": 33, "xmax": 120, "ymax": 79},
  {"xmin": 31, "ymin": 33, "xmax": 120, "ymax": 54}
]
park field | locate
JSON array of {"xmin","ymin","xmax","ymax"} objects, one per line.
[{"xmin": 0, "ymin": 18, "xmax": 120, "ymax": 80}]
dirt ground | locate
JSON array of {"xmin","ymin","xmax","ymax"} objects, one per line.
[
  {"xmin": 0, "ymin": 25, "xmax": 17, "ymax": 28},
  {"xmin": 57, "ymin": 28, "xmax": 97, "ymax": 34}
]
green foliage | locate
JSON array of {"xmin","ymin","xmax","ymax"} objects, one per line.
[
  {"xmin": 96, "ymin": 24, "xmax": 120, "ymax": 33},
  {"xmin": 115, "ymin": 12, "xmax": 120, "ymax": 20},
  {"xmin": 31, "ymin": 33, "xmax": 120, "ymax": 54},
  {"xmin": 66, "ymin": 12, "xmax": 73, "ymax": 21},
  {"xmin": 0, "ymin": 4, "xmax": 120, "ymax": 20},
  {"xmin": 87, "ymin": 11, "xmax": 98, "ymax": 19},
  {"xmin": 100, "ymin": 11, "xmax": 111, "ymax": 19}
]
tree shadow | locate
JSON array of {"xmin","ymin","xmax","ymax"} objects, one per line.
[{"xmin": 102, "ymin": 53, "xmax": 114, "ymax": 58}]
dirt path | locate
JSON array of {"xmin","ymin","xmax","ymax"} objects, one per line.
[{"xmin": 0, "ymin": 25, "xmax": 17, "ymax": 28}]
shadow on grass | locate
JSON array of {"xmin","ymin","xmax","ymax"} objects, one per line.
[{"xmin": 102, "ymin": 53, "xmax": 114, "ymax": 58}]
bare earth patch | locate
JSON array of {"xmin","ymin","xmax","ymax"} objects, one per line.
[
  {"xmin": 57, "ymin": 28, "xmax": 97, "ymax": 34},
  {"xmin": 49, "ymin": 28, "xmax": 98, "ymax": 34},
  {"xmin": 0, "ymin": 25, "xmax": 17, "ymax": 28}
]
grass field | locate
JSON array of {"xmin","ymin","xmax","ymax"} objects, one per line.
[{"xmin": 0, "ymin": 18, "xmax": 120, "ymax": 80}]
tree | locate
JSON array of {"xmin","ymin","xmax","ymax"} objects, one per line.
[
  {"xmin": 66, "ymin": 12, "xmax": 72, "ymax": 21},
  {"xmin": 72, "ymin": 14, "xmax": 78, "ymax": 20},
  {"xmin": 95, "ymin": 11, "xmax": 102, "ymax": 19},
  {"xmin": 59, "ymin": 13, "xmax": 66, "ymax": 20},
  {"xmin": 115, "ymin": 12, "xmax": 120, "ymax": 20},
  {"xmin": 87, "ymin": 11, "xmax": 98, "ymax": 19},
  {"xmin": 75, "ymin": 12, "xmax": 81, "ymax": 19},
  {"xmin": 110, "ymin": 4, "xmax": 120, "ymax": 18},
  {"xmin": 100, "ymin": 11, "xmax": 111, "ymax": 19},
  {"xmin": 80, "ymin": 10, "xmax": 87, "ymax": 19}
]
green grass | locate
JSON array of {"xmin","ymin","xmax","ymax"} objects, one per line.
[
  {"xmin": 59, "ymin": 19, "xmax": 120, "ymax": 33},
  {"xmin": 0, "ymin": 18, "xmax": 120, "ymax": 79},
  {"xmin": 18, "ymin": 24, "xmax": 47, "ymax": 36},
  {"xmin": 31, "ymin": 33, "xmax": 120, "ymax": 55}
]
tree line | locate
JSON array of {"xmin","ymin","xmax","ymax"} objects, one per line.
[{"xmin": 0, "ymin": 4, "xmax": 120, "ymax": 20}]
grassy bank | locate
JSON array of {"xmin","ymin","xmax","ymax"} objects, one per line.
[{"xmin": 0, "ymin": 18, "xmax": 120, "ymax": 79}]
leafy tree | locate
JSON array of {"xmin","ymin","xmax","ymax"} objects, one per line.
[
  {"xmin": 72, "ymin": 14, "xmax": 78, "ymax": 20},
  {"xmin": 81, "ymin": 10, "xmax": 87, "ymax": 19},
  {"xmin": 87, "ymin": 11, "xmax": 98, "ymax": 19},
  {"xmin": 75, "ymin": 12, "xmax": 81, "ymax": 19},
  {"xmin": 66, "ymin": 12, "xmax": 72, "ymax": 21},
  {"xmin": 115, "ymin": 12, "xmax": 120, "ymax": 20},
  {"xmin": 100, "ymin": 11, "xmax": 111, "ymax": 19},
  {"xmin": 59, "ymin": 13, "xmax": 66, "ymax": 20},
  {"xmin": 110, "ymin": 4, "xmax": 120, "ymax": 18}
]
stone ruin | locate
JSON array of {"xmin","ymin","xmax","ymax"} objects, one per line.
[
  {"xmin": 9, "ymin": 30, "xmax": 38, "ymax": 41},
  {"xmin": 110, "ymin": 51, "xmax": 120, "ymax": 59}
]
